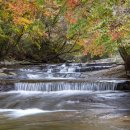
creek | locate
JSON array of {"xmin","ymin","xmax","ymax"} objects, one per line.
[{"xmin": 0, "ymin": 63, "xmax": 130, "ymax": 130}]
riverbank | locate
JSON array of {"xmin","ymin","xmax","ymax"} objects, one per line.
[{"xmin": 80, "ymin": 65, "xmax": 127, "ymax": 79}]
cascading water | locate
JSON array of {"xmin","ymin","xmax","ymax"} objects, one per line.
[
  {"xmin": 15, "ymin": 63, "xmax": 115, "ymax": 80},
  {"xmin": 15, "ymin": 81, "xmax": 118, "ymax": 91},
  {"xmin": 0, "ymin": 63, "xmax": 130, "ymax": 130}
]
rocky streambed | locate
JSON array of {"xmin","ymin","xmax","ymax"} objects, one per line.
[{"xmin": 0, "ymin": 62, "xmax": 130, "ymax": 130}]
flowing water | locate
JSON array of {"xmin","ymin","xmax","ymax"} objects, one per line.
[
  {"xmin": 0, "ymin": 63, "xmax": 130, "ymax": 130},
  {"xmin": 1, "ymin": 63, "xmax": 114, "ymax": 80}
]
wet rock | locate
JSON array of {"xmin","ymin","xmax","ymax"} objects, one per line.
[
  {"xmin": 0, "ymin": 69, "xmax": 3, "ymax": 73},
  {"xmin": 85, "ymin": 63, "xmax": 116, "ymax": 67},
  {"xmin": 9, "ymin": 72, "xmax": 17, "ymax": 76},
  {"xmin": 66, "ymin": 95, "xmax": 105, "ymax": 103},
  {"xmin": 0, "ymin": 84, "xmax": 14, "ymax": 92},
  {"xmin": 116, "ymin": 81, "xmax": 130, "ymax": 90},
  {"xmin": 52, "ymin": 69, "xmax": 60, "ymax": 73},
  {"xmin": 41, "ymin": 69, "xmax": 48, "ymax": 72},
  {"xmin": 76, "ymin": 67, "xmax": 90, "ymax": 72},
  {"xmin": 75, "ymin": 66, "xmax": 111, "ymax": 72},
  {"xmin": 0, "ymin": 73, "xmax": 8, "ymax": 77},
  {"xmin": 0, "ymin": 68, "xmax": 7, "ymax": 73},
  {"xmin": 65, "ymin": 63, "xmax": 71, "ymax": 66}
]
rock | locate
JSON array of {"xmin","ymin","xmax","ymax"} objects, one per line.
[
  {"xmin": 0, "ymin": 69, "xmax": 3, "ymax": 73},
  {"xmin": 0, "ymin": 84, "xmax": 14, "ymax": 91},
  {"xmin": 116, "ymin": 81, "xmax": 130, "ymax": 90},
  {"xmin": 0, "ymin": 73, "xmax": 8, "ymax": 77},
  {"xmin": 52, "ymin": 69, "xmax": 60, "ymax": 73},
  {"xmin": 75, "ymin": 67, "xmax": 90, "ymax": 72},
  {"xmin": 80, "ymin": 65, "xmax": 126, "ymax": 78},
  {"xmin": 9, "ymin": 72, "xmax": 17, "ymax": 76},
  {"xmin": 75, "ymin": 66, "xmax": 111, "ymax": 72},
  {"xmin": 85, "ymin": 62, "xmax": 116, "ymax": 67}
]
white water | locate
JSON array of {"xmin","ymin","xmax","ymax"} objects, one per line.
[
  {"xmin": 0, "ymin": 109, "xmax": 76, "ymax": 118},
  {"xmin": 16, "ymin": 63, "xmax": 115, "ymax": 80},
  {"xmin": 15, "ymin": 82, "xmax": 118, "ymax": 92},
  {"xmin": 0, "ymin": 63, "xmax": 130, "ymax": 130}
]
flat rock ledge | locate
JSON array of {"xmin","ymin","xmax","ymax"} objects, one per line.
[{"xmin": 80, "ymin": 65, "xmax": 127, "ymax": 79}]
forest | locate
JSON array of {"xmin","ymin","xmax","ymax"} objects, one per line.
[
  {"xmin": 0, "ymin": 1, "xmax": 130, "ymax": 130},
  {"xmin": 0, "ymin": 0, "xmax": 129, "ymax": 63}
]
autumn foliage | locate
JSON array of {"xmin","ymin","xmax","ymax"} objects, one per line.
[
  {"xmin": 67, "ymin": 0, "xmax": 80, "ymax": 8},
  {"xmin": 0, "ymin": 0, "xmax": 129, "ymax": 62},
  {"xmin": 8, "ymin": 0, "xmax": 36, "ymax": 25}
]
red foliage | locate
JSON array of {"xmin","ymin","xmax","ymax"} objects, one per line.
[
  {"xmin": 110, "ymin": 31, "xmax": 121, "ymax": 41},
  {"xmin": 8, "ymin": 0, "xmax": 36, "ymax": 25},
  {"xmin": 67, "ymin": 0, "xmax": 80, "ymax": 8},
  {"xmin": 65, "ymin": 12, "xmax": 77, "ymax": 24}
]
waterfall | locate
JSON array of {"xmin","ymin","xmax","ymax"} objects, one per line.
[{"xmin": 15, "ymin": 82, "xmax": 118, "ymax": 92}]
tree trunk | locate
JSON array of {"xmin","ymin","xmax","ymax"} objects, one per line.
[
  {"xmin": 118, "ymin": 46, "xmax": 130, "ymax": 77},
  {"xmin": 118, "ymin": 46, "xmax": 128, "ymax": 61}
]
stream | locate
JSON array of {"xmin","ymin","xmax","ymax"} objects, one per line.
[{"xmin": 0, "ymin": 63, "xmax": 130, "ymax": 130}]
